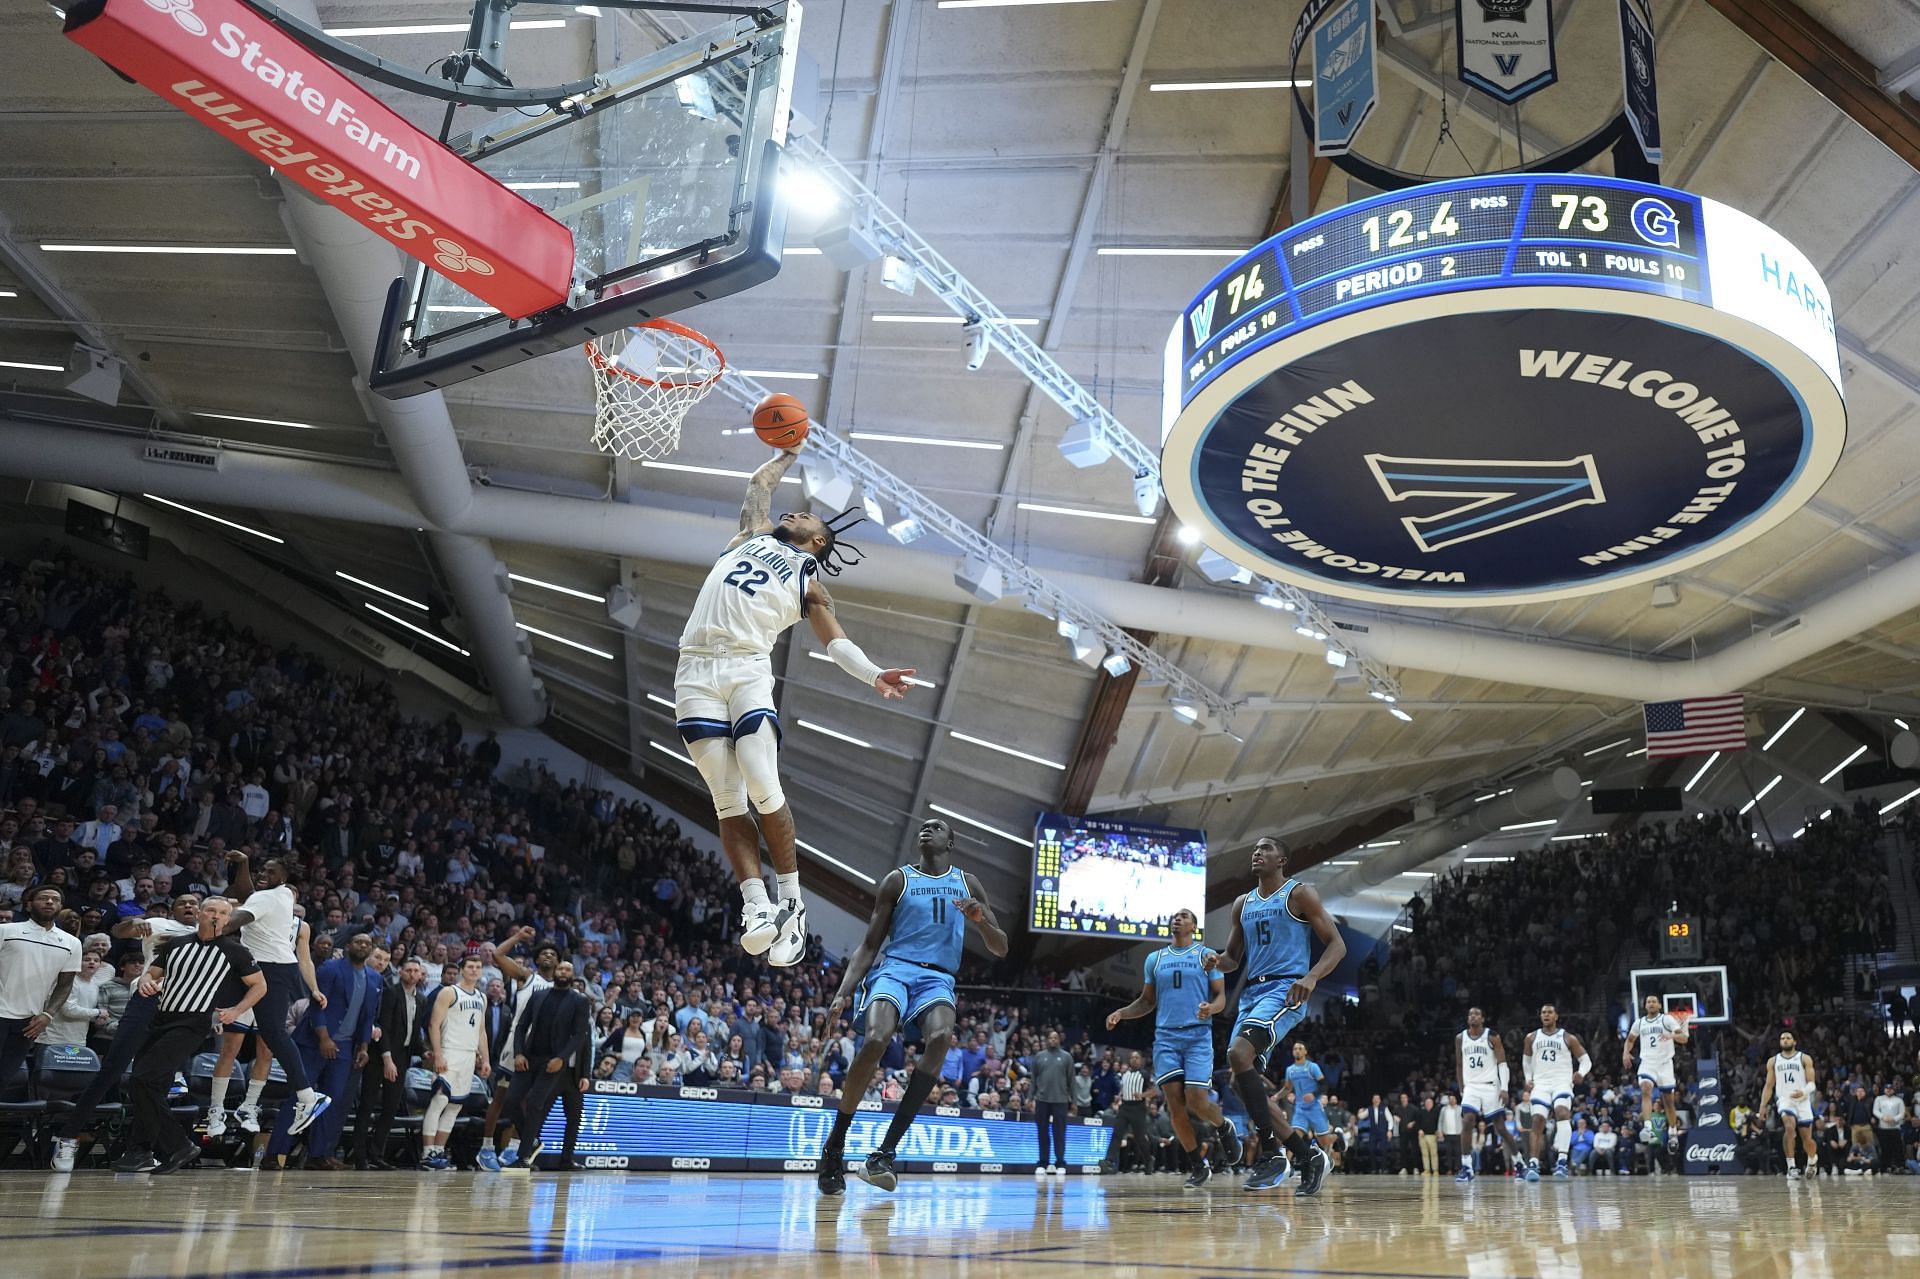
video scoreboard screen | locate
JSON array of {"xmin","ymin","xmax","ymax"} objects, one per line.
[
  {"xmin": 1030, "ymin": 812, "xmax": 1206, "ymax": 939},
  {"xmin": 1172, "ymin": 174, "xmax": 1719, "ymax": 414}
]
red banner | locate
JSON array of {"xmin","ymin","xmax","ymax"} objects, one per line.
[{"xmin": 65, "ymin": 0, "xmax": 574, "ymax": 319}]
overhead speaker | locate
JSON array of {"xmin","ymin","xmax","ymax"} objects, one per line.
[
  {"xmin": 64, "ymin": 344, "xmax": 123, "ymax": 406},
  {"xmin": 954, "ymin": 554, "xmax": 1003, "ymax": 602},
  {"xmin": 606, "ymin": 585, "xmax": 643, "ymax": 630}
]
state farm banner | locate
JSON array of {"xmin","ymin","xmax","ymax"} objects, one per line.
[
  {"xmin": 1456, "ymin": 0, "xmax": 1558, "ymax": 104},
  {"xmin": 64, "ymin": 0, "xmax": 573, "ymax": 319}
]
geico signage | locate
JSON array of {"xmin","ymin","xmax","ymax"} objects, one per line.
[
  {"xmin": 64, "ymin": 0, "xmax": 572, "ymax": 318},
  {"xmin": 671, "ymin": 1157, "xmax": 712, "ymax": 1170},
  {"xmin": 783, "ymin": 1159, "xmax": 818, "ymax": 1172},
  {"xmin": 788, "ymin": 1095, "xmax": 824, "ymax": 1108},
  {"xmin": 583, "ymin": 1156, "xmax": 629, "ymax": 1169}
]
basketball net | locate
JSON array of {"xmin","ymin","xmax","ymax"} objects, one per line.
[{"xmin": 584, "ymin": 318, "xmax": 725, "ymax": 461}]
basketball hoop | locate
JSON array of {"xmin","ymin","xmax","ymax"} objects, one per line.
[{"xmin": 584, "ymin": 317, "xmax": 726, "ymax": 461}]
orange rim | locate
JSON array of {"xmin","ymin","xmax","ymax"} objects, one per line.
[{"xmin": 585, "ymin": 317, "xmax": 726, "ymax": 391}]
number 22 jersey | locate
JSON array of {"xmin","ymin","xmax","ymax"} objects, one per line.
[{"xmin": 680, "ymin": 533, "xmax": 818, "ymax": 656}]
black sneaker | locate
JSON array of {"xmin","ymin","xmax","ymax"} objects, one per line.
[
  {"xmin": 1217, "ymin": 1126, "xmax": 1242, "ymax": 1169},
  {"xmin": 1297, "ymin": 1144, "xmax": 1330, "ymax": 1197},
  {"xmin": 153, "ymin": 1142, "xmax": 202, "ymax": 1175},
  {"xmin": 818, "ymin": 1146, "xmax": 847, "ymax": 1197},
  {"xmin": 1184, "ymin": 1158, "xmax": 1212, "ymax": 1189},
  {"xmin": 857, "ymin": 1148, "xmax": 898, "ymax": 1192},
  {"xmin": 113, "ymin": 1150, "xmax": 160, "ymax": 1174}
]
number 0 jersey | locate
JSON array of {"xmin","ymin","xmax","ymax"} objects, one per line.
[
  {"xmin": 680, "ymin": 533, "xmax": 818, "ymax": 656},
  {"xmin": 1145, "ymin": 943, "xmax": 1214, "ymax": 1033},
  {"xmin": 881, "ymin": 864, "xmax": 969, "ymax": 974}
]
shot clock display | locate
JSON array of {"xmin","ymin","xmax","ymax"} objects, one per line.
[
  {"xmin": 1175, "ymin": 174, "xmax": 1711, "ymax": 405},
  {"xmin": 1659, "ymin": 914, "xmax": 1703, "ymax": 962}
]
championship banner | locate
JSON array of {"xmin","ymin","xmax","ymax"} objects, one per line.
[
  {"xmin": 1680, "ymin": 1056, "xmax": 1742, "ymax": 1175},
  {"xmin": 1619, "ymin": 0, "xmax": 1662, "ymax": 163},
  {"xmin": 1456, "ymin": 0, "xmax": 1558, "ymax": 104},
  {"xmin": 63, "ymin": 0, "xmax": 574, "ymax": 319},
  {"xmin": 1312, "ymin": 0, "xmax": 1377, "ymax": 156}
]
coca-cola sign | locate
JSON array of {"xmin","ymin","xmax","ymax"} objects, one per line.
[{"xmin": 63, "ymin": 0, "xmax": 573, "ymax": 318}]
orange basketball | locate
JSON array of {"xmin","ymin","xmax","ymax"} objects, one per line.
[{"xmin": 752, "ymin": 393, "xmax": 811, "ymax": 449}]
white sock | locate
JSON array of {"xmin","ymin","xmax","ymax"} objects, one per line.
[
  {"xmin": 1554, "ymin": 1121, "xmax": 1571, "ymax": 1157},
  {"xmin": 776, "ymin": 872, "xmax": 802, "ymax": 903},
  {"xmin": 244, "ymin": 1079, "xmax": 267, "ymax": 1107},
  {"xmin": 209, "ymin": 1076, "xmax": 231, "ymax": 1111},
  {"xmin": 504, "ymin": 1138, "xmax": 520, "ymax": 1155},
  {"xmin": 741, "ymin": 878, "xmax": 770, "ymax": 908},
  {"xmin": 296, "ymin": 1087, "xmax": 319, "ymax": 1105}
]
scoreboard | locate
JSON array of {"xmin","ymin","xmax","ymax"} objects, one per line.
[{"xmin": 1659, "ymin": 914, "xmax": 1703, "ymax": 962}]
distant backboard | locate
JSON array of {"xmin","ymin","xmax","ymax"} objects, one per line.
[
  {"xmin": 370, "ymin": 3, "xmax": 799, "ymax": 397},
  {"xmin": 1630, "ymin": 965, "xmax": 1732, "ymax": 1025}
]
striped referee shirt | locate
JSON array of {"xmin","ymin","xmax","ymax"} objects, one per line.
[
  {"xmin": 1119, "ymin": 1068, "xmax": 1145, "ymax": 1103},
  {"xmin": 152, "ymin": 933, "xmax": 258, "ymax": 1014}
]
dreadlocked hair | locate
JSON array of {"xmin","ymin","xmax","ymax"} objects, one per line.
[{"xmin": 815, "ymin": 507, "xmax": 868, "ymax": 577}]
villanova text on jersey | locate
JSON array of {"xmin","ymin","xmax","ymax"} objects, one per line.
[
  {"xmin": 883, "ymin": 866, "xmax": 969, "ymax": 973},
  {"xmin": 1242, "ymin": 880, "xmax": 1311, "ymax": 980},
  {"xmin": 1148, "ymin": 945, "xmax": 1213, "ymax": 1031}
]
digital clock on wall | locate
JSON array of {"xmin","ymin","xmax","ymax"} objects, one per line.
[
  {"xmin": 1659, "ymin": 915, "xmax": 1703, "ymax": 961},
  {"xmin": 1161, "ymin": 174, "xmax": 1845, "ymax": 608}
]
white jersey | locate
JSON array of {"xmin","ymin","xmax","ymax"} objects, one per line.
[
  {"xmin": 238, "ymin": 885, "xmax": 298, "ymax": 964},
  {"xmin": 679, "ymin": 533, "xmax": 818, "ymax": 656},
  {"xmin": 1772, "ymin": 1051, "xmax": 1810, "ymax": 1099},
  {"xmin": 141, "ymin": 918, "xmax": 198, "ymax": 967},
  {"xmin": 1529, "ymin": 1027, "xmax": 1573, "ymax": 1089},
  {"xmin": 439, "ymin": 985, "xmax": 486, "ymax": 1057},
  {"xmin": 1635, "ymin": 1013, "xmax": 1682, "ymax": 1068},
  {"xmin": 1461, "ymin": 1028, "xmax": 1500, "ymax": 1087}
]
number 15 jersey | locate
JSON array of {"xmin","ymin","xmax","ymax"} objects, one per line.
[{"xmin": 680, "ymin": 533, "xmax": 818, "ymax": 656}]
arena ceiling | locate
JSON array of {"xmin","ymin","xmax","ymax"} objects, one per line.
[{"xmin": 2, "ymin": 0, "xmax": 1920, "ymax": 931}]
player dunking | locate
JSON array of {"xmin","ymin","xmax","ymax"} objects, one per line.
[
  {"xmin": 818, "ymin": 817, "xmax": 1008, "ymax": 1195},
  {"xmin": 1208, "ymin": 835, "xmax": 1345, "ymax": 1194},
  {"xmin": 1758, "ymin": 1029, "xmax": 1819, "ymax": 1179},
  {"xmin": 420, "ymin": 955, "xmax": 491, "ymax": 1171},
  {"xmin": 1454, "ymin": 1006, "xmax": 1519, "ymax": 1182},
  {"xmin": 677, "ymin": 448, "xmax": 916, "ymax": 967},
  {"xmin": 1622, "ymin": 994, "xmax": 1691, "ymax": 1153},
  {"xmin": 1105, "ymin": 907, "xmax": 1241, "ymax": 1187},
  {"xmin": 1521, "ymin": 1003, "xmax": 1590, "ymax": 1181}
]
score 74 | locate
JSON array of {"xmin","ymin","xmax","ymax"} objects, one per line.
[{"xmin": 1225, "ymin": 262, "xmax": 1267, "ymax": 316}]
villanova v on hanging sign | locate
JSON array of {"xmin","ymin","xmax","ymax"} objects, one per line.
[{"xmin": 1161, "ymin": 175, "xmax": 1845, "ymax": 608}]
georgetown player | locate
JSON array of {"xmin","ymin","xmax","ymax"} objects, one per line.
[
  {"xmin": 1454, "ymin": 1006, "xmax": 1519, "ymax": 1181},
  {"xmin": 1521, "ymin": 1004, "xmax": 1590, "ymax": 1181},
  {"xmin": 1758, "ymin": 1029, "xmax": 1819, "ymax": 1179},
  {"xmin": 1622, "ymin": 994, "xmax": 1690, "ymax": 1153},
  {"xmin": 1105, "ymin": 907, "xmax": 1241, "ymax": 1187},
  {"xmin": 1208, "ymin": 836, "xmax": 1345, "ymax": 1194},
  {"xmin": 819, "ymin": 817, "xmax": 1007, "ymax": 1195},
  {"xmin": 1280, "ymin": 1042, "xmax": 1336, "ymax": 1164},
  {"xmin": 678, "ymin": 448, "xmax": 917, "ymax": 967}
]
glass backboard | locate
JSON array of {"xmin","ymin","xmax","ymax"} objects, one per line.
[
  {"xmin": 370, "ymin": 3, "xmax": 799, "ymax": 397},
  {"xmin": 1630, "ymin": 965, "xmax": 1732, "ymax": 1025}
]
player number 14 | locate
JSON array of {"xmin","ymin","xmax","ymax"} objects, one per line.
[{"xmin": 1361, "ymin": 200, "xmax": 1459, "ymax": 252}]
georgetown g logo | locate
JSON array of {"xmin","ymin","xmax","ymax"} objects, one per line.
[{"xmin": 1365, "ymin": 454, "xmax": 1605, "ymax": 554}]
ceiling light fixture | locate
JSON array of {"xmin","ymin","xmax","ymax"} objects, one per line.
[
  {"xmin": 1148, "ymin": 78, "xmax": 1310, "ymax": 91},
  {"xmin": 325, "ymin": 19, "xmax": 567, "ymax": 35},
  {"xmin": 649, "ymin": 740, "xmax": 696, "ymax": 767},
  {"xmin": 937, "ymin": 0, "xmax": 1111, "ymax": 9},
  {"xmin": 798, "ymin": 719, "xmax": 872, "ymax": 749},
  {"xmin": 778, "ymin": 167, "xmax": 844, "ymax": 219},
  {"xmin": 645, "ymin": 693, "xmax": 675, "ymax": 710},
  {"xmin": 641, "ymin": 460, "xmax": 802, "ymax": 483},
  {"xmin": 139, "ymin": 493, "xmax": 283, "ymax": 543},
  {"xmin": 196, "ymin": 411, "xmax": 318, "ymax": 429},
  {"xmin": 1881, "ymin": 786, "xmax": 1920, "ymax": 816},
  {"xmin": 1583, "ymin": 737, "xmax": 1632, "ymax": 756},
  {"xmin": 1499, "ymin": 818, "xmax": 1556, "ymax": 831},
  {"xmin": 1101, "ymin": 651, "xmax": 1131, "ymax": 678},
  {"xmin": 1818, "ymin": 745, "xmax": 1866, "ymax": 785},
  {"xmin": 805, "ymin": 649, "xmax": 935, "ymax": 688},
  {"xmin": 794, "ymin": 838, "xmax": 877, "ymax": 885},
  {"xmin": 335, "ymin": 571, "xmax": 427, "ymax": 611},
  {"xmin": 1399, "ymin": 871, "xmax": 1436, "ymax": 879},
  {"xmin": 1361, "ymin": 841, "xmax": 1400, "ymax": 849},
  {"xmin": 1684, "ymin": 751, "xmax": 1721, "ymax": 792},
  {"xmin": 1175, "ymin": 526, "xmax": 1202, "ymax": 546},
  {"xmin": 928, "ymin": 803, "xmax": 1033, "ymax": 847},
  {"xmin": 851, "ymin": 430, "xmax": 1002, "ymax": 450},
  {"xmin": 1388, "ymin": 707, "xmax": 1413, "ymax": 722},
  {"xmin": 1392, "ymin": 923, "xmax": 1413, "ymax": 933},
  {"xmin": 1095, "ymin": 246, "xmax": 1250, "ymax": 257},
  {"xmin": 39, "ymin": 243, "xmax": 296, "ymax": 255},
  {"xmin": 507, "ymin": 572, "xmax": 608, "ymax": 603},
  {"xmin": 0, "ymin": 290, "xmax": 17, "ymax": 298},
  {"xmin": 949, "ymin": 730, "xmax": 1066, "ymax": 771},
  {"xmin": 364, "ymin": 603, "xmax": 468, "ymax": 656},
  {"xmin": 871, "ymin": 313, "xmax": 1040, "ymax": 326},
  {"xmin": 505, "ymin": 181, "xmax": 582, "ymax": 191},
  {"xmin": 1760, "ymin": 706, "xmax": 1805, "ymax": 752},
  {"xmin": 1328, "ymin": 860, "xmax": 1360, "ymax": 866},
  {"xmin": 1016, "ymin": 501, "xmax": 1155, "ymax": 525},
  {"xmin": 0, "ymin": 359, "xmax": 63, "ymax": 372},
  {"xmin": 515, "ymin": 622, "xmax": 615, "ymax": 660}
]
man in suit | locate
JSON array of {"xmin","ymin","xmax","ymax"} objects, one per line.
[
  {"xmin": 356, "ymin": 951, "xmax": 426, "ymax": 1169},
  {"xmin": 511, "ymin": 960, "xmax": 592, "ymax": 1169},
  {"xmin": 266, "ymin": 931, "xmax": 378, "ymax": 1169},
  {"xmin": 1359, "ymin": 1093, "xmax": 1393, "ymax": 1174}
]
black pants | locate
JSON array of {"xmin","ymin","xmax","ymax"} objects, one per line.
[
  {"xmin": 354, "ymin": 1056, "xmax": 408, "ymax": 1165},
  {"xmin": 1878, "ymin": 1128, "xmax": 1906, "ymax": 1172},
  {"xmin": 252, "ymin": 963, "xmax": 311, "ymax": 1092},
  {"xmin": 60, "ymin": 991, "xmax": 157, "ymax": 1137},
  {"xmin": 1107, "ymin": 1101, "xmax": 1151, "ymax": 1170},
  {"xmin": 1033, "ymin": 1100, "xmax": 1068, "ymax": 1167},
  {"xmin": 0, "ymin": 1017, "xmax": 42, "ymax": 1097},
  {"xmin": 514, "ymin": 1065, "xmax": 583, "ymax": 1163},
  {"xmin": 130, "ymin": 1012, "xmax": 209, "ymax": 1157}
]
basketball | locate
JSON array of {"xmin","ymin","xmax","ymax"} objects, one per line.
[{"xmin": 752, "ymin": 393, "xmax": 811, "ymax": 449}]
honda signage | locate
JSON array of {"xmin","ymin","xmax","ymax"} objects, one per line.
[{"xmin": 64, "ymin": 0, "xmax": 573, "ymax": 319}]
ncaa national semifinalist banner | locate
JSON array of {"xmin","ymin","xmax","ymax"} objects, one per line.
[
  {"xmin": 542, "ymin": 1083, "xmax": 1116, "ymax": 1173},
  {"xmin": 1456, "ymin": 0, "xmax": 1558, "ymax": 104}
]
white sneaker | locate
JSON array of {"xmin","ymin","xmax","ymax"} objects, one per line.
[
  {"xmin": 1034, "ymin": 1165, "xmax": 1050, "ymax": 1178},
  {"xmin": 1787, "ymin": 1167, "xmax": 1802, "ymax": 1179},
  {"xmin": 236, "ymin": 1104, "xmax": 261, "ymax": 1134},
  {"xmin": 288, "ymin": 1092, "xmax": 331, "ymax": 1136},
  {"xmin": 1050, "ymin": 1166, "xmax": 1066, "ymax": 1177},
  {"xmin": 206, "ymin": 1108, "xmax": 227, "ymax": 1139},
  {"xmin": 740, "ymin": 901, "xmax": 779, "ymax": 955},
  {"xmin": 768, "ymin": 900, "xmax": 807, "ymax": 968},
  {"xmin": 52, "ymin": 1138, "xmax": 77, "ymax": 1172}
]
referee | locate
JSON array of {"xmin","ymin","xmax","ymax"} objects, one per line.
[
  {"xmin": 121, "ymin": 897, "xmax": 264, "ymax": 1174},
  {"xmin": 1103, "ymin": 1051, "xmax": 1153, "ymax": 1173}
]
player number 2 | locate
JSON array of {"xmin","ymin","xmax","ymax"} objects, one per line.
[{"xmin": 723, "ymin": 561, "xmax": 771, "ymax": 597}]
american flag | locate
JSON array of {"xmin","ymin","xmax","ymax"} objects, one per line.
[{"xmin": 1643, "ymin": 695, "xmax": 1748, "ymax": 758}]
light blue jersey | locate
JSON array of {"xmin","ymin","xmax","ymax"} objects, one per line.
[
  {"xmin": 1285, "ymin": 1059, "xmax": 1323, "ymax": 1105},
  {"xmin": 1242, "ymin": 879, "xmax": 1310, "ymax": 980},
  {"xmin": 880, "ymin": 864, "xmax": 969, "ymax": 973},
  {"xmin": 1146, "ymin": 944, "xmax": 1215, "ymax": 1033}
]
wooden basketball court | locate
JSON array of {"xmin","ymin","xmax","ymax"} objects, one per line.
[{"xmin": 10, "ymin": 1171, "xmax": 1913, "ymax": 1278}]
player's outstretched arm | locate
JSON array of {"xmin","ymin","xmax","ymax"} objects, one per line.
[
  {"xmin": 958, "ymin": 873, "xmax": 1009, "ymax": 956},
  {"xmin": 1106, "ymin": 972, "xmax": 1159, "ymax": 1031},
  {"xmin": 828, "ymin": 870, "xmax": 905, "ymax": 1019},
  {"xmin": 1206, "ymin": 895, "xmax": 1247, "ymax": 974},
  {"xmin": 1283, "ymin": 882, "xmax": 1347, "ymax": 1007},
  {"xmin": 493, "ymin": 924, "xmax": 536, "ymax": 983},
  {"xmin": 728, "ymin": 448, "xmax": 802, "ymax": 550},
  {"xmin": 805, "ymin": 582, "xmax": 916, "ymax": 700}
]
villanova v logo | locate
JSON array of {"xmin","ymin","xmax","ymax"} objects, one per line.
[
  {"xmin": 1189, "ymin": 291, "xmax": 1218, "ymax": 347},
  {"xmin": 1493, "ymin": 53, "xmax": 1522, "ymax": 76},
  {"xmin": 1365, "ymin": 454, "xmax": 1605, "ymax": 554}
]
